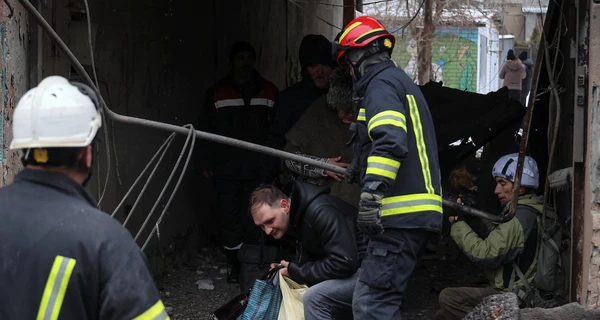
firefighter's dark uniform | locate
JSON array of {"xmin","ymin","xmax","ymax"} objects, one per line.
[
  {"xmin": 198, "ymin": 71, "xmax": 279, "ymax": 249},
  {"xmin": 352, "ymin": 60, "xmax": 443, "ymax": 319},
  {"xmin": 0, "ymin": 169, "xmax": 168, "ymax": 320}
]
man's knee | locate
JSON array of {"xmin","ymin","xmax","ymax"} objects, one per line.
[
  {"xmin": 303, "ymin": 286, "xmax": 322, "ymax": 307},
  {"xmin": 438, "ymin": 287, "xmax": 454, "ymax": 307}
]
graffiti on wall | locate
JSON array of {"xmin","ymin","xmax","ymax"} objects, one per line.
[{"xmin": 392, "ymin": 27, "xmax": 478, "ymax": 92}]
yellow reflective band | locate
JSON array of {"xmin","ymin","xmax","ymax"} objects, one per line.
[
  {"xmin": 133, "ymin": 300, "xmax": 171, "ymax": 320},
  {"xmin": 355, "ymin": 28, "xmax": 384, "ymax": 43},
  {"xmin": 340, "ymin": 21, "xmax": 363, "ymax": 43},
  {"xmin": 406, "ymin": 94, "xmax": 434, "ymax": 194},
  {"xmin": 367, "ymin": 156, "xmax": 401, "ymax": 180},
  {"xmin": 357, "ymin": 108, "xmax": 366, "ymax": 121},
  {"xmin": 381, "ymin": 193, "xmax": 443, "ymax": 216},
  {"xmin": 36, "ymin": 256, "xmax": 77, "ymax": 320},
  {"xmin": 367, "ymin": 110, "xmax": 407, "ymax": 140}
]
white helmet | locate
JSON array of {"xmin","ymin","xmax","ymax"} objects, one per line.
[
  {"xmin": 492, "ymin": 153, "xmax": 539, "ymax": 189},
  {"xmin": 10, "ymin": 75, "xmax": 102, "ymax": 150}
]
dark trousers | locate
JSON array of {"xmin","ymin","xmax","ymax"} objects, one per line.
[
  {"xmin": 214, "ymin": 178, "xmax": 258, "ymax": 249},
  {"xmin": 352, "ymin": 228, "xmax": 431, "ymax": 320},
  {"xmin": 508, "ymin": 89, "xmax": 522, "ymax": 104},
  {"xmin": 433, "ymin": 287, "xmax": 502, "ymax": 319}
]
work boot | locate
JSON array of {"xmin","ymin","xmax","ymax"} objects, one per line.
[{"xmin": 225, "ymin": 249, "xmax": 241, "ymax": 284}]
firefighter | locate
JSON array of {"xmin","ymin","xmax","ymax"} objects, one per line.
[
  {"xmin": 0, "ymin": 76, "xmax": 169, "ymax": 319},
  {"xmin": 333, "ymin": 16, "xmax": 443, "ymax": 319}
]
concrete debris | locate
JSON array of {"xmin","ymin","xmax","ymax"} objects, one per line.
[
  {"xmin": 219, "ymin": 268, "xmax": 227, "ymax": 274},
  {"xmin": 465, "ymin": 292, "xmax": 600, "ymax": 320},
  {"xmin": 196, "ymin": 270, "xmax": 204, "ymax": 275},
  {"xmin": 195, "ymin": 279, "xmax": 214, "ymax": 290}
]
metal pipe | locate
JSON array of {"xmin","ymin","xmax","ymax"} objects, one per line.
[
  {"xmin": 17, "ymin": 0, "xmax": 346, "ymax": 175},
  {"xmin": 19, "ymin": 0, "xmax": 508, "ymax": 223},
  {"xmin": 442, "ymin": 199, "xmax": 504, "ymax": 222}
]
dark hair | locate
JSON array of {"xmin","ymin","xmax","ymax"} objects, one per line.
[
  {"xmin": 22, "ymin": 147, "xmax": 87, "ymax": 168},
  {"xmin": 507, "ymin": 49, "xmax": 516, "ymax": 61},
  {"xmin": 327, "ymin": 65, "xmax": 354, "ymax": 114},
  {"xmin": 249, "ymin": 184, "xmax": 288, "ymax": 215}
]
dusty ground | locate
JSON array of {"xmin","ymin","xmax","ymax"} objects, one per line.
[{"xmin": 158, "ymin": 243, "xmax": 484, "ymax": 320}]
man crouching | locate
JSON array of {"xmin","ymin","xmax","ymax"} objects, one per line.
[{"xmin": 249, "ymin": 181, "xmax": 365, "ymax": 319}]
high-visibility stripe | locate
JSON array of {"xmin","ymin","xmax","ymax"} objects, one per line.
[
  {"xmin": 367, "ymin": 156, "xmax": 400, "ymax": 180},
  {"xmin": 250, "ymin": 98, "xmax": 275, "ymax": 107},
  {"xmin": 367, "ymin": 110, "xmax": 407, "ymax": 140},
  {"xmin": 357, "ymin": 108, "xmax": 366, "ymax": 121},
  {"xmin": 214, "ymin": 98, "xmax": 244, "ymax": 109},
  {"xmin": 340, "ymin": 21, "xmax": 363, "ymax": 43},
  {"xmin": 406, "ymin": 94, "xmax": 434, "ymax": 194},
  {"xmin": 381, "ymin": 193, "xmax": 443, "ymax": 216},
  {"xmin": 355, "ymin": 28, "xmax": 384, "ymax": 43},
  {"xmin": 133, "ymin": 300, "xmax": 171, "ymax": 320},
  {"xmin": 36, "ymin": 256, "xmax": 77, "ymax": 320}
]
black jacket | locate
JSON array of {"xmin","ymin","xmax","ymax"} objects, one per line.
[
  {"xmin": 286, "ymin": 181, "xmax": 366, "ymax": 286},
  {"xmin": 259, "ymin": 78, "xmax": 327, "ymax": 182},
  {"xmin": 0, "ymin": 169, "xmax": 167, "ymax": 320}
]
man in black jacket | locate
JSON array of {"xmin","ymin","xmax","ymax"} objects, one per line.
[
  {"xmin": 249, "ymin": 181, "xmax": 365, "ymax": 320},
  {"xmin": 0, "ymin": 76, "xmax": 168, "ymax": 319}
]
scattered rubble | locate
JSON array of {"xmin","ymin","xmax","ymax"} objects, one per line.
[{"xmin": 196, "ymin": 279, "xmax": 214, "ymax": 290}]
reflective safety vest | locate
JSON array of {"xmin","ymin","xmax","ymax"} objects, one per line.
[{"xmin": 354, "ymin": 60, "xmax": 442, "ymax": 232}]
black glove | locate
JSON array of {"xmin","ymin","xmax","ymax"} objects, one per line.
[{"xmin": 358, "ymin": 192, "xmax": 384, "ymax": 236}]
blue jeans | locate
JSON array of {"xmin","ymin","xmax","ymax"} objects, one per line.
[
  {"xmin": 303, "ymin": 271, "xmax": 359, "ymax": 320},
  {"xmin": 353, "ymin": 228, "xmax": 431, "ymax": 320}
]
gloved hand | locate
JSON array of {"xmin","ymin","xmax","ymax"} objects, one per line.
[{"xmin": 358, "ymin": 192, "xmax": 384, "ymax": 236}]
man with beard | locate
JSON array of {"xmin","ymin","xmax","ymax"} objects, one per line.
[
  {"xmin": 197, "ymin": 41, "xmax": 279, "ymax": 283},
  {"xmin": 282, "ymin": 65, "xmax": 360, "ymax": 207},
  {"xmin": 0, "ymin": 76, "xmax": 168, "ymax": 319}
]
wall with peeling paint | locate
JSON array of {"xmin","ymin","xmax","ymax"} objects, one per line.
[
  {"xmin": 19, "ymin": 0, "xmax": 343, "ymax": 275},
  {"xmin": 0, "ymin": 2, "xmax": 28, "ymax": 187}
]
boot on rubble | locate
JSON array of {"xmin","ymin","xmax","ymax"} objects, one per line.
[{"xmin": 225, "ymin": 249, "xmax": 241, "ymax": 284}]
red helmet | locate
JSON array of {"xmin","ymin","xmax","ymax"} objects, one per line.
[{"xmin": 333, "ymin": 16, "xmax": 395, "ymax": 65}]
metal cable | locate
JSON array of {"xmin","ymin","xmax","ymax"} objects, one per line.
[
  {"xmin": 112, "ymin": 132, "xmax": 176, "ymax": 218},
  {"xmin": 141, "ymin": 126, "xmax": 197, "ymax": 251},
  {"xmin": 135, "ymin": 124, "xmax": 196, "ymax": 242},
  {"xmin": 83, "ymin": 0, "xmax": 112, "ymax": 207}
]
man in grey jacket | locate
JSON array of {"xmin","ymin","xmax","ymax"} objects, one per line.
[{"xmin": 519, "ymin": 51, "xmax": 534, "ymax": 106}]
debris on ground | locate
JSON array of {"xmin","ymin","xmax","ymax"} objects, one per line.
[
  {"xmin": 465, "ymin": 292, "xmax": 600, "ymax": 320},
  {"xmin": 196, "ymin": 279, "xmax": 215, "ymax": 290},
  {"xmin": 159, "ymin": 246, "xmax": 483, "ymax": 319}
]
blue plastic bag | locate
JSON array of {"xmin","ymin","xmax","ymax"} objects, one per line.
[{"xmin": 238, "ymin": 267, "xmax": 283, "ymax": 320}]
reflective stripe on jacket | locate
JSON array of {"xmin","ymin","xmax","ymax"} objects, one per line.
[{"xmin": 354, "ymin": 60, "xmax": 442, "ymax": 232}]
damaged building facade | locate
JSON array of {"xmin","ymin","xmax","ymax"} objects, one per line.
[{"xmin": 2, "ymin": 0, "xmax": 600, "ymax": 311}]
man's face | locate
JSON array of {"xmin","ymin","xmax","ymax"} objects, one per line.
[
  {"xmin": 337, "ymin": 110, "xmax": 354, "ymax": 124},
  {"xmin": 233, "ymin": 51, "xmax": 256, "ymax": 77},
  {"xmin": 494, "ymin": 177, "xmax": 514, "ymax": 205},
  {"xmin": 307, "ymin": 64, "xmax": 333, "ymax": 89},
  {"xmin": 251, "ymin": 199, "xmax": 291, "ymax": 240}
]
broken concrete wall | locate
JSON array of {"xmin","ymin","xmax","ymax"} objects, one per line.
[
  {"xmin": 22, "ymin": 0, "xmax": 342, "ymax": 276},
  {"xmin": 585, "ymin": 0, "xmax": 600, "ymax": 308},
  {"xmin": 0, "ymin": 1, "xmax": 28, "ymax": 186}
]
